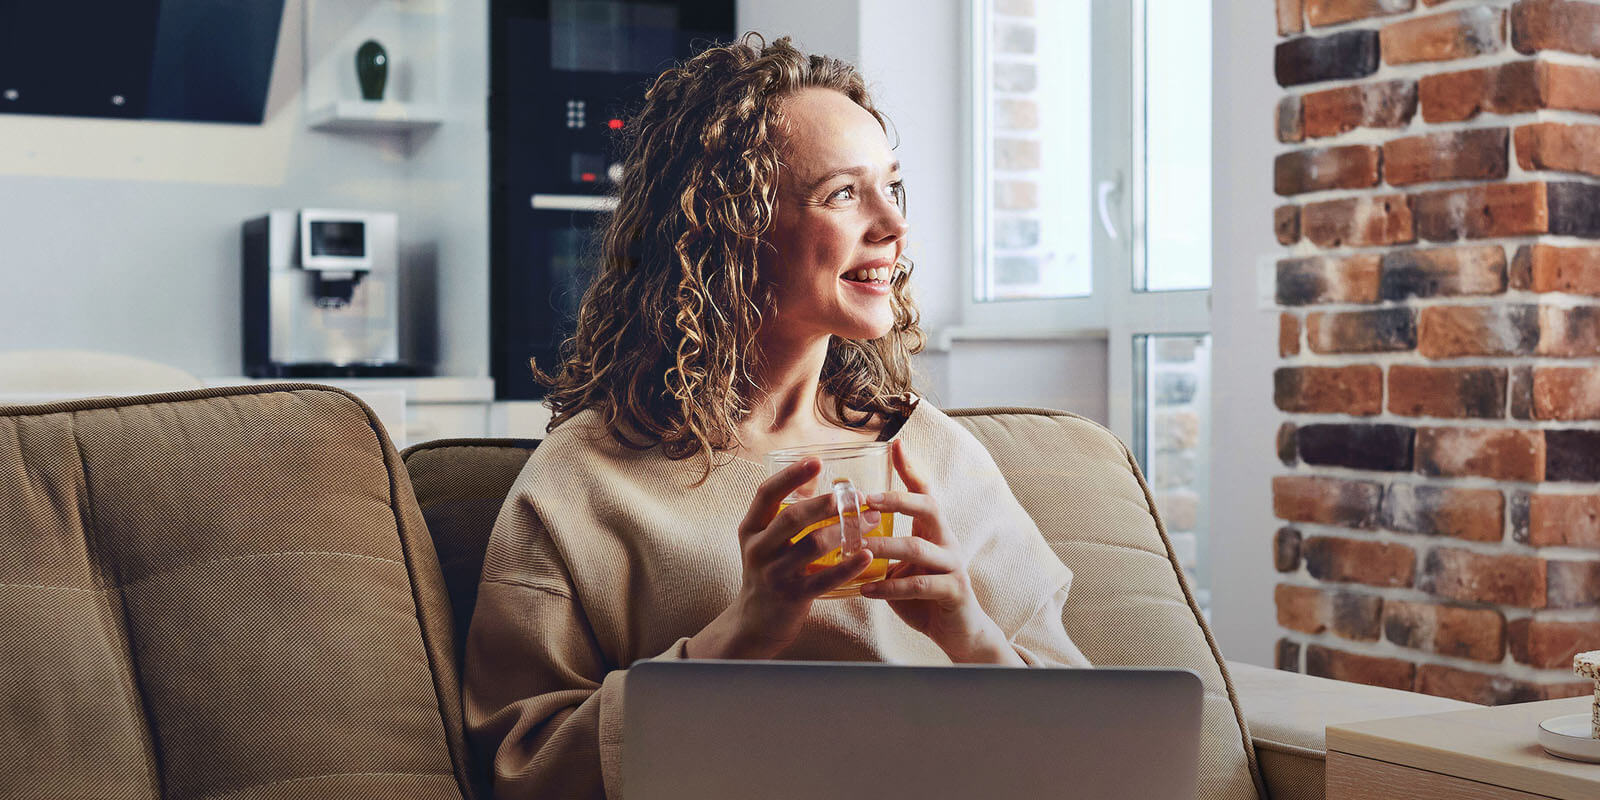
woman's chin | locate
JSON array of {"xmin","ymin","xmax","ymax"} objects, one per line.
[{"xmin": 834, "ymin": 318, "xmax": 896, "ymax": 342}]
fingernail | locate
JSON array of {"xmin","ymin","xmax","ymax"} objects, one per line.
[
  {"xmin": 866, "ymin": 492, "xmax": 884, "ymax": 504},
  {"xmin": 863, "ymin": 509, "xmax": 881, "ymax": 524}
]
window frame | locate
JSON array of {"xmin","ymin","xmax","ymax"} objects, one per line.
[{"xmin": 960, "ymin": 0, "xmax": 1211, "ymax": 445}]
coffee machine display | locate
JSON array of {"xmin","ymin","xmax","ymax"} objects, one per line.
[{"xmin": 242, "ymin": 209, "xmax": 419, "ymax": 378}]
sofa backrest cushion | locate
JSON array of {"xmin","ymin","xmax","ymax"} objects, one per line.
[
  {"xmin": 0, "ymin": 384, "xmax": 475, "ymax": 800},
  {"xmin": 949, "ymin": 407, "xmax": 1263, "ymax": 800},
  {"xmin": 400, "ymin": 438, "xmax": 539, "ymax": 667}
]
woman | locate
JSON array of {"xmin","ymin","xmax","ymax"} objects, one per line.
[{"xmin": 464, "ymin": 35, "xmax": 1089, "ymax": 799}]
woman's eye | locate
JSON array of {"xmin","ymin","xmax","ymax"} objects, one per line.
[
  {"xmin": 887, "ymin": 181, "xmax": 905, "ymax": 201},
  {"xmin": 828, "ymin": 185, "xmax": 855, "ymax": 202}
]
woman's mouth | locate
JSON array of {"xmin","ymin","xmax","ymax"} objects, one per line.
[{"xmin": 841, "ymin": 266, "xmax": 893, "ymax": 285}]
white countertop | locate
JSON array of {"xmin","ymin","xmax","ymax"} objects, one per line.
[{"xmin": 204, "ymin": 376, "xmax": 496, "ymax": 404}]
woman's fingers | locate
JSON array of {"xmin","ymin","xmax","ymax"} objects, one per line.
[
  {"xmin": 746, "ymin": 492, "xmax": 838, "ymax": 562},
  {"xmin": 890, "ymin": 440, "xmax": 929, "ymax": 493},
  {"xmin": 863, "ymin": 490, "xmax": 952, "ymax": 547},
  {"xmin": 739, "ymin": 457, "xmax": 820, "ymax": 538},
  {"xmin": 769, "ymin": 518, "xmax": 844, "ymax": 572},
  {"xmin": 859, "ymin": 534, "xmax": 960, "ymax": 574},
  {"xmin": 860, "ymin": 572, "xmax": 961, "ymax": 602},
  {"xmin": 799, "ymin": 548, "xmax": 874, "ymax": 596}
]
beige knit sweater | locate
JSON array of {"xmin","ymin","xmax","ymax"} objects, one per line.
[{"xmin": 463, "ymin": 401, "xmax": 1089, "ymax": 799}]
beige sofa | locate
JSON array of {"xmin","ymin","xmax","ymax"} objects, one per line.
[{"xmin": 1, "ymin": 384, "xmax": 1471, "ymax": 799}]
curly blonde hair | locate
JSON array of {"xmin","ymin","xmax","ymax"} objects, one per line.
[{"xmin": 534, "ymin": 34, "xmax": 924, "ymax": 478}]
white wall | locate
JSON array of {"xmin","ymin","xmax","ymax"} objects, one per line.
[
  {"xmin": 739, "ymin": 0, "xmax": 1110, "ymax": 421},
  {"xmin": 1209, "ymin": 0, "xmax": 1282, "ymax": 667},
  {"xmin": 0, "ymin": 0, "xmax": 488, "ymax": 380}
]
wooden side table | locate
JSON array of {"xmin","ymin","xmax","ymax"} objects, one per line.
[{"xmin": 1326, "ymin": 697, "xmax": 1600, "ymax": 799}]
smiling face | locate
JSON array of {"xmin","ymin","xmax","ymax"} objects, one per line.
[{"xmin": 761, "ymin": 87, "xmax": 909, "ymax": 345}]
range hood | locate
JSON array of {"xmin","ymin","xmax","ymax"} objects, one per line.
[{"xmin": 0, "ymin": 0, "xmax": 286, "ymax": 124}]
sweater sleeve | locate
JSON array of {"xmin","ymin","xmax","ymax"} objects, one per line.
[
  {"xmin": 462, "ymin": 493, "xmax": 688, "ymax": 799},
  {"xmin": 1008, "ymin": 579, "xmax": 1092, "ymax": 668}
]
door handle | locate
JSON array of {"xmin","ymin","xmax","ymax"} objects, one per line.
[{"xmin": 1097, "ymin": 176, "xmax": 1121, "ymax": 241}]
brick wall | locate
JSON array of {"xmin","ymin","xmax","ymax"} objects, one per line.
[
  {"xmin": 1272, "ymin": 0, "xmax": 1600, "ymax": 704},
  {"xmin": 1149, "ymin": 336, "xmax": 1211, "ymax": 598},
  {"xmin": 990, "ymin": 0, "xmax": 1044, "ymax": 295}
]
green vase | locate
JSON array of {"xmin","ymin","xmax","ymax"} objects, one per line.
[{"xmin": 356, "ymin": 40, "xmax": 389, "ymax": 101}]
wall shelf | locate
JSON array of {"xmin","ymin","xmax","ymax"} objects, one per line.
[{"xmin": 306, "ymin": 101, "xmax": 445, "ymax": 133}]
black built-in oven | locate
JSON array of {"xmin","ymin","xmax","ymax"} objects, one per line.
[{"xmin": 490, "ymin": 0, "xmax": 736, "ymax": 400}]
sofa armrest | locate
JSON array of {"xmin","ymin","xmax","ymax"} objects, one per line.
[{"xmin": 1225, "ymin": 660, "xmax": 1479, "ymax": 800}]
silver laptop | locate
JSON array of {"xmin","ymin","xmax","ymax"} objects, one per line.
[{"xmin": 623, "ymin": 660, "xmax": 1203, "ymax": 800}]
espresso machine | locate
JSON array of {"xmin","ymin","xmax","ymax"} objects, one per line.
[{"xmin": 242, "ymin": 209, "xmax": 419, "ymax": 377}]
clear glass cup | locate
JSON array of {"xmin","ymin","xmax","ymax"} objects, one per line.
[{"xmin": 763, "ymin": 441, "xmax": 899, "ymax": 598}]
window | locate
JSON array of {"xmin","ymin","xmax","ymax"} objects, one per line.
[{"xmin": 968, "ymin": 0, "xmax": 1213, "ymax": 605}]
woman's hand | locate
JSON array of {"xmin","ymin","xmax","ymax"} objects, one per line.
[
  {"xmin": 859, "ymin": 440, "xmax": 1024, "ymax": 665},
  {"xmin": 686, "ymin": 457, "xmax": 873, "ymax": 660}
]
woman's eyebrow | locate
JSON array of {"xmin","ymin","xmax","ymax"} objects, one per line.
[{"xmin": 802, "ymin": 161, "xmax": 902, "ymax": 194}]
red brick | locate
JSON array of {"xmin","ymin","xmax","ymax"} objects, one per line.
[
  {"xmin": 1383, "ymin": 128, "xmax": 1509, "ymax": 187},
  {"xmin": 1515, "ymin": 122, "xmax": 1600, "ymax": 178},
  {"xmin": 1381, "ymin": 483, "xmax": 1506, "ymax": 542},
  {"xmin": 1415, "ymin": 664, "xmax": 1552, "ymax": 705},
  {"xmin": 1273, "ymin": 475, "xmax": 1384, "ymax": 529},
  {"xmin": 1380, "ymin": 245, "xmax": 1507, "ymax": 300},
  {"xmin": 1386, "ymin": 365, "xmax": 1507, "ymax": 418},
  {"xmin": 1305, "ymin": 644, "xmax": 1415, "ymax": 691},
  {"xmin": 1275, "ymin": 205, "xmax": 1301, "ymax": 245},
  {"xmin": 1414, "ymin": 427, "xmax": 1546, "ymax": 482},
  {"xmin": 1512, "ymin": 0, "xmax": 1600, "ymax": 58},
  {"xmin": 1417, "ymin": 304, "xmax": 1539, "ymax": 358},
  {"xmin": 1304, "ymin": 536, "xmax": 1416, "ymax": 587},
  {"xmin": 1532, "ymin": 367, "xmax": 1600, "ymax": 419},
  {"xmin": 1302, "ymin": 195, "xmax": 1415, "ymax": 248},
  {"xmin": 1279, "ymin": 0, "xmax": 1306, "ymax": 36},
  {"xmin": 1275, "ymin": 366, "xmax": 1383, "ymax": 415},
  {"xmin": 1307, "ymin": 0, "xmax": 1414, "ymax": 27},
  {"xmin": 1276, "ymin": 527, "xmax": 1303, "ymax": 572},
  {"xmin": 1548, "ymin": 559, "xmax": 1600, "ymax": 608},
  {"xmin": 1420, "ymin": 547, "xmax": 1547, "ymax": 608},
  {"xmin": 1278, "ymin": 422, "xmax": 1299, "ymax": 466},
  {"xmin": 1302, "ymin": 80, "xmax": 1417, "ymax": 138},
  {"xmin": 1519, "ymin": 244, "xmax": 1600, "ymax": 295},
  {"xmin": 1419, "ymin": 60, "xmax": 1600, "ymax": 123},
  {"xmin": 1382, "ymin": 7, "xmax": 1506, "ymax": 65},
  {"xmin": 1276, "ymin": 255, "xmax": 1381, "ymax": 305},
  {"xmin": 1546, "ymin": 682, "xmax": 1596, "ymax": 700},
  {"xmin": 1526, "ymin": 493, "xmax": 1600, "ymax": 547},
  {"xmin": 1280, "ymin": 313, "xmax": 1301, "ymax": 357},
  {"xmin": 1538, "ymin": 306, "xmax": 1600, "ymax": 357},
  {"xmin": 1508, "ymin": 617, "xmax": 1600, "ymax": 668},
  {"xmin": 1275, "ymin": 146, "xmax": 1382, "ymax": 195},
  {"xmin": 1413, "ymin": 182, "xmax": 1548, "ymax": 242},
  {"xmin": 1277, "ymin": 96, "xmax": 1304, "ymax": 144},
  {"xmin": 1383, "ymin": 599, "xmax": 1506, "ymax": 662},
  {"xmin": 1306, "ymin": 309, "xmax": 1416, "ymax": 354},
  {"xmin": 1276, "ymin": 583, "xmax": 1325, "ymax": 634}
]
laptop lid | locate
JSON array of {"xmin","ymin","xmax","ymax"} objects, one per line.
[{"xmin": 623, "ymin": 660, "xmax": 1203, "ymax": 800}]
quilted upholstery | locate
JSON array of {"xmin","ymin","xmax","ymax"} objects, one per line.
[
  {"xmin": 948, "ymin": 408, "xmax": 1265, "ymax": 800},
  {"xmin": 0, "ymin": 384, "xmax": 475, "ymax": 800},
  {"xmin": 400, "ymin": 438, "xmax": 539, "ymax": 668}
]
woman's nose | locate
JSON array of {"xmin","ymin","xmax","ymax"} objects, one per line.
[{"xmin": 869, "ymin": 193, "xmax": 909, "ymax": 243}]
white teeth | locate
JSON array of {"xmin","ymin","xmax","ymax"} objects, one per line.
[{"xmin": 843, "ymin": 266, "xmax": 893, "ymax": 282}]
